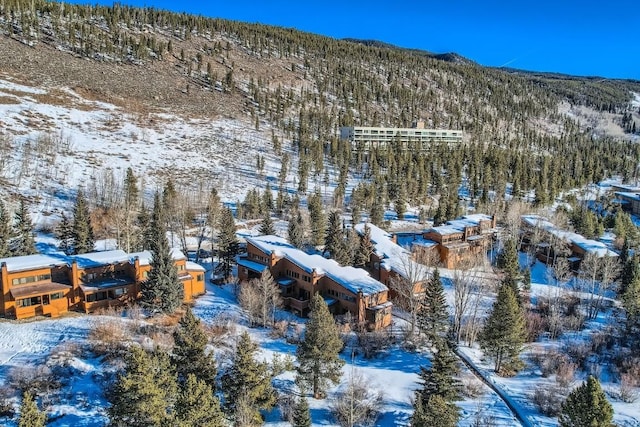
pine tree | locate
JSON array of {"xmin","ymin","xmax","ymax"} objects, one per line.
[
  {"xmin": 140, "ymin": 194, "xmax": 183, "ymax": 314},
  {"xmin": 622, "ymin": 270, "xmax": 640, "ymax": 336},
  {"xmin": 411, "ymin": 394, "xmax": 458, "ymax": 427},
  {"xmin": 71, "ymin": 189, "xmax": 95, "ymax": 254},
  {"xmin": 221, "ymin": 331, "xmax": 276, "ymax": 425},
  {"xmin": 292, "ymin": 395, "xmax": 312, "ymax": 427},
  {"xmin": 415, "ymin": 340, "xmax": 461, "ymax": 405},
  {"xmin": 497, "ymin": 237, "xmax": 520, "ymax": 283},
  {"xmin": 137, "ymin": 204, "xmax": 153, "ymax": 251},
  {"xmin": 288, "ymin": 209, "xmax": 305, "ymax": 248},
  {"xmin": 217, "ymin": 206, "xmax": 239, "ymax": 279},
  {"xmin": 55, "ymin": 212, "xmax": 73, "ymax": 255},
  {"xmin": 0, "ymin": 200, "xmax": 12, "ymax": 257},
  {"xmin": 18, "ymin": 391, "xmax": 46, "ymax": 427},
  {"xmin": 297, "ymin": 293, "xmax": 344, "ymax": 398},
  {"xmin": 354, "ymin": 223, "xmax": 374, "ymax": 269},
  {"xmin": 558, "ymin": 376, "xmax": 613, "ymax": 427},
  {"xmin": 259, "ymin": 212, "xmax": 275, "ymax": 236},
  {"xmin": 307, "ymin": 190, "xmax": 325, "ymax": 247},
  {"xmin": 12, "ymin": 198, "xmax": 36, "ymax": 256},
  {"xmin": 175, "ymin": 374, "xmax": 224, "ymax": 427},
  {"xmin": 418, "ymin": 268, "xmax": 449, "ymax": 344},
  {"xmin": 370, "ymin": 202, "xmax": 384, "ymax": 227},
  {"xmin": 108, "ymin": 346, "xmax": 178, "ymax": 427},
  {"xmin": 172, "ymin": 306, "xmax": 217, "ymax": 389},
  {"xmin": 324, "ymin": 211, "xmax": 344, "ymax": 260},
  {"xmin": 478, "ymin": 284, "xmax": 526, "ymax": 374}
]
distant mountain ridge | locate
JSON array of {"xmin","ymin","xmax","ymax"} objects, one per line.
[{"xmin": 341, "ymin": 37, "xmax": 474, "ymax": 65}]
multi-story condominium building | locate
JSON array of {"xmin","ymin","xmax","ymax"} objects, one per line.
[
  {"xmin": 520, "ymin": 215, "xmax": 617, "ymax": 269},
  {"xmin": 339, "ymin": 121, "xmax": 463, "ymax": 151},
  {"xmin": 353, "ymin": 223, "xmax": 429, "ymax": 293},
  {"xmin": 237, "ymin": 235, "xmax": 392, "ymax": 330},
  {"xmin": 423, "ymin": 214, "xmax": 497, "ymax": 269},
  {"xmin": 0, "ymin": 249, "xmax": 206, "ymax": 320}
]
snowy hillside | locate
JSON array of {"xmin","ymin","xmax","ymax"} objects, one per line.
[{"xmin": 0, "ymin": 72, "xmax": 299, "ymax": 215}]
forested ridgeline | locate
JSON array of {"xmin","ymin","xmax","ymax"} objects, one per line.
[{"xmin": 1, "ymin": 0, "xmax": 640, "ymax": 212}]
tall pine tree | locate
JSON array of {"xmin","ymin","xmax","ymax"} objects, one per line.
[
  {"xmin": 418, "ymin": 268, "xmax": 449, "ymax": 344},
  {"xmin": 478, "ymin": 283, "xmax": 526, "ymax": 374},
  {"xmin": 12, "ymin": 198, "xmax": 36, "ymax": 256},
  {"xmin": 0, "ymin": 200, "xmax": 11, "ymax": 257},
  {"xmin": 354, "ymin": 223, "xmax": 374, "ymax": 269},
  {"xmin": 221, "ymin": 331, "xmax": 276, "ymax": 425},
  {"xmin": 172, "ymin": 306, "xmax": 217, "ymax": 389},
  {"xmin": 558, "ymin": 376, "xmax": 613, "ymax": 427},
  {"xmin": 174, "ymin": 374, "xmax": 224, "ymax": 427},
  {"xmin": 288, "ymin": 209, "xmax": 305, "ymax": 248},
  {"xmin": 217, "ymin": 206, "xmax": 239, "ymax": 279},
  {"xmin": 140, "ymin": 194, "xmax": 182, "ymax": 314},
  {"xmin": 55, "ymin": 212, "xmax": 73, "ymax": 255},
  {"xmin": 108, "ymin": 346, "xmax": 178, "ymax": 427},
  {"xmin": 292, "ymin": 395, "xmax": 312, "ymax": 427},
  {"xmin": 71, "ymin": 189, "xmax": 95, "ymax": 254},
  {"xmin": 297, "ymin": 293, "xmax": 344, "ymax": 398},
  {"xmin": 259, "ymin": 212, "xmax": 275, "ymax": 236}
]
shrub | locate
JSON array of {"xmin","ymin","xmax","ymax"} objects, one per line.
[
  {"xmin": 461, "ymin": 374, "xmax": 485, "ymax": 398},
  {"xmin": 531, "ymin": 384, "xmax": 564, "ymax": 416},
  {"xmin": 7, "ymin": 365, "xmax": 60, "ymax": 396},
  {"xmin": 88, "ymin": 317, "xmax": 129, "ymax": 356}
]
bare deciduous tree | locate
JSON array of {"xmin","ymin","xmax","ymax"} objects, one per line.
[
  {"xmin": 578, "ymin": 253, "xmax": 620, "ymax": 320},
  {"xmin": 388, "ymin": 255, "xmax": 429, "ymax": 342},
  {"xmin": 330, "ymin": 369, "xmax": 383, "ymax": 427},
  {"xmin": 239, "ymin": 270, "xmax": 282, "ymax": 327}
]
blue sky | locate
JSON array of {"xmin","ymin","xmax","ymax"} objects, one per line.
[{"xmin": 87, "ymin": 0, "xmax": 638, "ymax": 79}]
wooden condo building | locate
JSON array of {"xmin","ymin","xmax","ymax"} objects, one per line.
[
  {"xmin": 0, "ymin": 249, "xmax": 206, "ymax": 320},
  {"xmin": 423, "ymin": 214, "xmax": 497, "ymax": 269},
  {"xmin": 237, "ymin": 235, "xmax": 392, "ymax": 330}
]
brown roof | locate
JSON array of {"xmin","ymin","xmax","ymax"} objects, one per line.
[{"xmin": 10, "ymin": 283, "xmax": 72, "ymax": 299}]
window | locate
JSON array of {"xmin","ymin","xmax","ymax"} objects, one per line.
[
  {"xmin": 302, "ymin": 275, "xmax": 311, "ymax": 283},
  {"xmin": 43, "ymin": 295, "xmax": 50, "ymax": 305},
  {"xmin": 177, "ymin": 264, "xmax": 185, "ymax": 271},
  {"xmin": 17, "ymin": 296, "xmax": 42, "ymax": 307},
  {"xmin": 197, "ymin": 274, "xmax": 204, "ymax": 282},
  {"xmin": 50, "ymin": 292, "xmax": 64, "ymax": 300},
  {"xmin": 12, "ymin": 276, "xmax": 37, "ymax": 286}
]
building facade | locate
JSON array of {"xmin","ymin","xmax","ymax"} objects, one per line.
[
  {"xmin": 423, "ymin": 214, "xmax": 497, "ymax": 269},
  {"xmin": 237, "ymin": 235, "xmax": 392, "ymax": 330},
  {"xmin": 340, "ymin": 123, "xmax": 463, "ymax": 151},
  {"xmin": 0, "ymin": 249, "xmax": 206, "ymax": 320}
]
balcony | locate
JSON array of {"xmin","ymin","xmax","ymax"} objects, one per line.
[{"xmin": 285, "ymin": 297, "xmax": 309, "ymax": 313}]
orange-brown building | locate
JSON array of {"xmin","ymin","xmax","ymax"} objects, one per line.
[
  {"xmin": 423, "ymin": 214, "xmax": 497, "ymax": 269},
  {"xmin": 237, "ymin": 235, "xmax": 392, "ymax": 330},
  {"xmin": 354, "ymin": 223, "xmax": 430, "ymax": 297},
  {"xmin": 0, "ymin": 249, "xmax": 206, "ymax": 320}
]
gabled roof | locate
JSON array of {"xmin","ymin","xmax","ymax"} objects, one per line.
[
  {"xmin": 246, "ymin": 235, "xmax": 387, "ymax": 296},
  {"xmin": 354, "ymin": 223, "xmax": 418, "ymax": 279},
  {"xmin": 429, "ymin": 214, "xmax": 494, "ymax": 236},
  {"xmin": 129, "ymin": 248, "xmax": 187, "ymax": 266},
  {"xmin": 0, "ymin": 254, "xmax": 68, "ymax": 273},
  {"xmin": 521, "ymin": 214, "xmax": 617, "ymax": 258},
  {"xmin": 71, "ymin": 250, "xmax": 129, "ymax": 268}
]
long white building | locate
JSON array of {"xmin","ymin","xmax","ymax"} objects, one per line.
[{"xmin": 340, "ymin": 124, "xmax": 463, "ymax": 150}]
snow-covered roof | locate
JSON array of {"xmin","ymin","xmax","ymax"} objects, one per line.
[
  {"xmin": 0, "ymin": 254, "xmax": 68, "ymax": 273},
  {"xmin": 521, "ymin": 214, "xmax": 618, "ymax": 258},
  {"xmin": 615, "ymin": 191, "xmax": 640, "ymax": 201},
  {"xmin": 353, "ymin": 223, "xmax": 419, "ymax": 279},
  {"xmin": 246, "ymin": 235, "xmax": 387, "ymax": 296},
  {"xmin": 71, "ymin": 250, "xmax": 129, "ymax": 268},
  {"xmin": 430, "ymin": 214, "xmax": 494, "ymax": 236},
  {"xmin": 185, "ymin": 261, "xmax": 206, "ymax": 272},
  {"xmin": 129, "ymin": 248, "xmax": 187, "ymax": 266},
  {"xmin": 237, "ymin": 257, "xmax": 268, "ymax": 273}
]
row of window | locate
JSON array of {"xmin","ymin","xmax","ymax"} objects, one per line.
[
  {"xmin": 250, "ymin": 253, "xmax": 267, "ymax": 263},
  {"xmin": 325, "ymin": 288, "xmax": 356, "ymax": 303},
  {"xmin": 16, "ymin": 291, "xmax": 64, "ymax": 307},
  {"xmin": 85, "ymin": 288, "xmax": 127, "ymax": 303},
  {"xmin": 12, "ymin": 274, "xmax": 51, "ymax": 286},
  {"xmin": 285, "ymin": 269, "xmax": 300, "ymax": 279}
]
